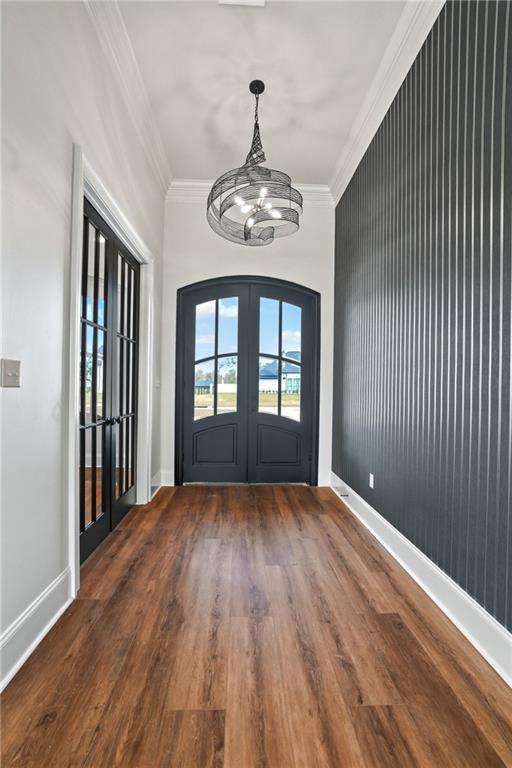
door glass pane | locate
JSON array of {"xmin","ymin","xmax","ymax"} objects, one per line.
[
  {"xmin": 116, "ymin": 336, "xmax": 122, "ymax": 415},
  {"xmin": 195, "ymin": 300, "xmax": 216, "ymax": 360},
  {"xmin": 259, "ymin": 298, "xmax": 279, "ymax": 356},
  {"xmin": 128, "ymin": 343, "xmax": 133, "ymax": 415},
  {"xmin": 114, "ymin": 422, "xmax": 121, "ymax": 499},
  {"xmin": 84, "ymin": 428, "xmax": 93, "ymax": 527},
  {"xmin": 131, "ymin": 272, "xmax": 137, "ymax": 340},
  {"xmin": 124, "ymin": 340, "xmax": 130, "ymax": 416},
  {"xmin": 96, "ymin": 329, "xmax": 105, "ymax": 419},
  {"xmin": 125, "ymin": 416, "xmax": 130, "ymax": 491},
  {"xmin": 258, "ymin": 356, "xmax": 278, "ymax": 415},
  {"xmin": 218, "ymin": 297, "xmax": 238, "ymax": 355},
  {"xmin": 97, "ymin": 234, "xmax": 106, "ymax": 326},
  {"xmin": 126, "ymin": 266, "xmax": 133, "ymax": 339},
  {"xmin": 95, "ymin": 426, "xmax": 104, "ymax": 520},
  {"xmin": 117, "ymin": 253, "xmax": 123, "ymax": 333},
  {"xmin": 282, "ymin": 302, "xmax": 301, "ymax": 361},
  {"xmin": 86, "ymin": 223, "xmax": 95, "ymax": 321},
  {"xmin": 128, "ymin": 417, "xmax": 134, "ymax": 489},
  {"xmin": 281, "ymin": 362, "xmax": 301, "ymax": 421},
  {"xmin": 121, "ymin": 339, "xmax": 127, "ymax": 416},
  {"xmin": 217, "ymin": 356, "xmax": 237, "ymax": 414},
  {"xmin": 79, "ymin": 430, "xmax": 85, "ymax": 531},
  {"xmin": 123, "ymin": 262, "xmax": 129, "ymax": 338},
  {"xmin": 118, "ymin": 420, "xmax": 125, "ymax": 497},
  {"xmin": 85, "ymin": 326, "xmax": 93, "ymax": 422},
  {"xmin": 194, "ymin": 359, "xmax": 214, "ymax": 420}
]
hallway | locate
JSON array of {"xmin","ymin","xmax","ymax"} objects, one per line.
[{"xmin": 2, "ymin": 486, "xmax": 511, "ymax": 767}]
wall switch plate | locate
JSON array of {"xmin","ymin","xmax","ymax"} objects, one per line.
[
  {"xmin": 369, "ymin": 473, "xmax": 374, "ymax": 489},
  {"xmin": 1, "ymin": 359, "xmax": 21, "ymax": 387}
]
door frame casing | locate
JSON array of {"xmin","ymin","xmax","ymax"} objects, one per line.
[
  {"xmin": 67, "ymin": 144, "xmax": 154, "ymax": 596},
  {"xmin": 175, "ymin": 275, "xmax": 320, "ymax": 486}
]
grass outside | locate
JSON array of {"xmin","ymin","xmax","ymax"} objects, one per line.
[
  {"xmin": 194, "ymin": 392, "xmax": 301, "ymax": 419},
  {"xmin": 195, "ymin": 392, "xmax": 300, "ymax": 409},
  {"xmin": 85, "ymin": 389, "xmax": 104, "ymax": 417}
]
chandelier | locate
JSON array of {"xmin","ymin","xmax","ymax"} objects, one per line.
[{"xmin": 207, "ymin": 80, "xmax": 303, "ymax": 246}]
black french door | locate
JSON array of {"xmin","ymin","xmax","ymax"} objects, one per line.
[
  {"xmin": 79, "ymin": 199, "xmax": 139, "ymax": 562},
  {"xmin": 176, "ymin": 276, "xmax": 320, "ymax": 485}
]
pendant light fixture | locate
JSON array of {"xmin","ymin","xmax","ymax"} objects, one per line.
[{"xmin": 207, "ymin": 80, "xmax": 303, "ymax": 246}]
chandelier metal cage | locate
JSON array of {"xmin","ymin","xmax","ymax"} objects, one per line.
[{"xmin": 207, "ymin": 80, "xmax": 303, "ymax": 246}]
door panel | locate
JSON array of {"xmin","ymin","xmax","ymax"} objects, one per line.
[
  {"xmin": 182, "ymin": 283, "xmax": 250, "ymax": 483},
  {"xmin": 177, "ymin": 277, "xmax": 319, "ymax": 485},
  {"xmin": 247, "ymin": 283, "xmax": 315, "ymax": 483},
  {"xmin": 256, "ymin": 424, "xmax": 300, "ymax": 464},
  {"xmin": 111, "ymin": 246, "xmax": 139, "ymax": 527},
  {"xmin": 79, "ymin": 211, "xmax": 111, "ymax": 561},
  {"xmin": 79, "ymin": 200, "xmax": 139, "ymax": 562}
]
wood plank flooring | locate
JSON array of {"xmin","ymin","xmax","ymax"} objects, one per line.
[{"xmin": 2, "ymin": 485, "xmax": 511, "ymax": 767}]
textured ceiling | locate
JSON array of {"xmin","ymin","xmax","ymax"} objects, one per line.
[{"xmin": 120, "ymin": 1, "xmax": 406, "ymax": 185}]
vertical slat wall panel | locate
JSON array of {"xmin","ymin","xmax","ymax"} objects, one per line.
[{"xmin": 333, "ymin": 0, "xmax": 512, "ymax": 630}]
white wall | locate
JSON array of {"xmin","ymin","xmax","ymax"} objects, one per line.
[
  {"xmin": 161, "ymin": 188, "xmax": 335, "ymax": 486},
  {"xmin": 1, "ymin": 1, "xmax": 165, "ymax": 679}
]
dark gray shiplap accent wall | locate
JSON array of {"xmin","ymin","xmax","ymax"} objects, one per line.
[{"xmin": 332, "ymin": 0, "xmax": 512, "ymax": 630}]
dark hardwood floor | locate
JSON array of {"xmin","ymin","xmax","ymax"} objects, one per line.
[{"xmin": 2, "ymin": 486, "xmax": 511, "ymax": 767}]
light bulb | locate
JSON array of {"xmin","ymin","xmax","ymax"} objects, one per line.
[
  {"xmin": 234, "ymin": 195, "xmax": 244, "ymax": 206},
  {"xmin": 241, "ymin": 204, "xmax": 252, "ymax": 214},
  {"xmin": 247, "ymin": 217, "xmax": 255, "ymax": 227},
  {"xmin": 260, "ymin": 187, "xmax": 267, "ymax": 197},
  {"xmin": 264, "ymin": 202, "xmax": 272, "ymax": 209},
  {"xmin": 270, "ymin": 210, "xmax": 282, "ymax": 219}
]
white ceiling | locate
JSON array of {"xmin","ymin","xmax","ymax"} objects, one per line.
[{"xmin": 120, "ymin": 1, "xmax": 406, "ymax": 186}]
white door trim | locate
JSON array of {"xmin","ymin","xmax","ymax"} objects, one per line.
[{"xmin": 67, "ymin": 144, "xmax": 154, "ymax": 596}]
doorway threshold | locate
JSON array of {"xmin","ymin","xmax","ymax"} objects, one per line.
[{"xmin": 182, "ymin": 481, "xmax": 308, "ymax": 486}]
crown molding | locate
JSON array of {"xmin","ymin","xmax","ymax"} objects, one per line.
[
  {"xmin": 330, "ymin": 0, "xmax": 445, "ymax": 205},
  {"xmin": 167, "ymin": 179, "xmax": 333, "ymax": 207},
  {"xmin": 83, "ymin": 1, "xmax": 172, "ymax": 193},
  {"xmin": 219, "ymin": 0, "xmax": 266, "ymax": 6},
  {"xmin": 297, "ymin": 184, "xmax": 334, "ymax": 208}
]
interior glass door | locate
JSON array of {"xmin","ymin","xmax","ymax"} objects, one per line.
[
  {"xmin": 111, "ymin": 246, "xmax": 139, "ymax": 527},
  {"xmin": 79, "ymin": 199, "xmax": 139, "ymax": 562}
]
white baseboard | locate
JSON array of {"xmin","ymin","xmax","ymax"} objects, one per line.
[
  {"xmin": 1, "ymin": 568, "xmax": 73, "ymax": 691},
  {"xmin": 330, "ymin": 472, "xmax": 512, "ymax": 687},
  {"xmin": 150, "ymin": 469, "xmax": 174, "ymax": 490},
  {"xmin": 158, "ymin": 469, "xmax": 174, "ymax": 487},
  {"xmin": 151, "ymin": 469, "xmax": 163, "ymax": 489}
]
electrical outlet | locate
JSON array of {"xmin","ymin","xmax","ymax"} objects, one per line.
[{"xmin": 369, "ymin": 473, "xmax": 374, "ymax": 489}]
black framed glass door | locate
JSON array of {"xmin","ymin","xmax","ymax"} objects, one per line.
[
  {"xmin": 176, "ymin": 276, "xmax": 319, "ymax": 485},
  {"xmin": 247, "ymin": 282, "xmax": 317, "ymax": 483},
  {"xmin": 79, "ymin": 199, "xmax": 139, "ymax": 562}
]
